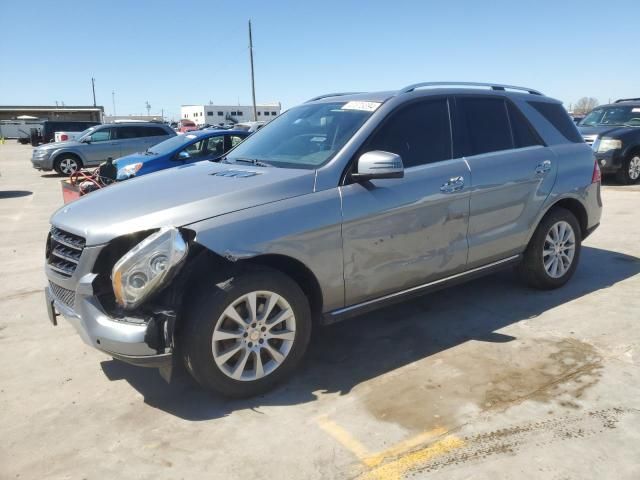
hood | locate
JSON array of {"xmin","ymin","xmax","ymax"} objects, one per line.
[
  {"xmin": 578, "ymin": 125, "xmax": 629, "ymax": 137},
  {"xmin": 37, "ymin": 140, "xmax": 83, "ymax": 150},
  {"xmin": 50, "ymin": 161, "xmax": 316, "ymax": 245}
]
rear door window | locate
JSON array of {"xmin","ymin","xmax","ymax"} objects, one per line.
[
  {"xmin": 145, "ymin": 126, "xmax": 169, "ymax": 136},
  {"xmin": 116, "ymin": 127, "xmax": 138, "ymax": 139},
  {"xmin": 527, "ymin": 101, "xmax": 583, "ymax": 143},
  {"xmin": 457, "ymin": 97, "xmax": 513, "ymax": 155},
  {"xmin": 365, "ymin": 98, "xmax": 452, "ymax": 168},
  {"xmin": 132, "ymin": 126, "xmax": 155, "ymax": 138}
]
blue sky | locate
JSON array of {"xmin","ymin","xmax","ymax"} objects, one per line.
[{"xmin": 1, "ymin": 0, "xmax": 638, "ymax": 120}]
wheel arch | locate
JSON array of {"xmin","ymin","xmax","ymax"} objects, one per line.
[
  {"xmin": 240, "ymin": 253, "xmax": 324, "ymax": 322},
  {"xmin": 531, "ymin": 196, "xmax": 589, "ymax": 244},
  {"xmin": 622, "ymin": 142, "xmax": 640, "ymax": 159},
  {"xmin": 51, "ymin": 150, "xmax": 85, "ymax": 167},
  {"xmin": 172, "ymin": 244, "xmax": 325, "ymax": 330}
]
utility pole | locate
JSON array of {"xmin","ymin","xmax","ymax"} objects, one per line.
[
  {"xmin": 91, "ymin": 77, "xmax": 96, "ymax": 107},
  {"xmin": 112, "ymin": 90, "xmax": 117, "ymax": 116},
  {"xmin": 248, "ymin": 19, "xmax": 257, "ymax": 122}
]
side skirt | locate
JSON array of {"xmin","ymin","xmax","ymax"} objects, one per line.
[{"xmin": 323, "ymin": 254, "xmax": 522, "ymax": 325}]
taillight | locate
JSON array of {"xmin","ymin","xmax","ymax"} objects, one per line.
[
  {"xmin": 592, "ymin": 159, "xmax": 601, "ymax": 183},
  {"xmin": 61, "ymin": 134, "xmax": 68, "ymax": 141}
]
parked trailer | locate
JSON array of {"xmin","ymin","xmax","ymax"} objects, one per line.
[{"xmin": 0, "ymin": 120, "xmax": 44, "ymax": 140}]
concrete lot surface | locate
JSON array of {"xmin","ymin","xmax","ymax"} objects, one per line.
[{"xmin": 1, "ymin": 142, "xmax": 639, "ymax": 479}]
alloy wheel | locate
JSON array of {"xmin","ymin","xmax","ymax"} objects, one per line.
[
  {"xmin": 211, "ymin": 291, "xmax": 296, "ymax": 381},
  {"xmin": 59, "ymin": 158, "xmax": 78, "ymax": 175},
  {"xmin": 629, "ymin": 156, "xmax": 640, "ymax": 181},
  {"xmin": 542, "ymin": 220, "xmax": 576, "ymax": 278}
]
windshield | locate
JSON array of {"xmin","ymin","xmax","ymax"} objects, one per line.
[
  {"xmin": 223, "ymin": 101, "xmax": 377, "ymax": 169},
  {"xmin": 75, "ymin": 126, "xmax": 98, "ymax": 141},
  {"xmin": 580, "ymin": 106, "xmax": 640, "ymax": 127},
  {"xmin": 148, "ymin": 133, "xmax": 204, "ymax": 155}
]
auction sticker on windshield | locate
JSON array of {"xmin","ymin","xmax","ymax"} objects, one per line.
[{"xmin": 341, "ymin": 101, "xmax": 381, "ymax": 112}]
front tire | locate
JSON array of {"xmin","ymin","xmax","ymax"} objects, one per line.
[
  {"xmin": 615, "ymin": 152, "xmax": 640, "ymax": 185},
  {"xmin": 54, "ymin": 155, "xmax": 82, "ymax": 176},
  {"xmin": 518, "ymin": 208, "xmax": 582, "ymax": 290},
  {"xmin": 182, "ymin": 266, "xmax": 312, "ymax": 397}
]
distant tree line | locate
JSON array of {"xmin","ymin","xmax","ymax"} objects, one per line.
[{"xmin": 573, "ymin": 97, "xmax": 599, "ymax": 115}]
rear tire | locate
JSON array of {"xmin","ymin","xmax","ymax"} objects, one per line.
[
  {"xmin": 517, "ymin": 208, "xmax": 582, "ymax": 290},
  {"xmin": 615, "ymin": 152, "xmax": 640, "ymax": 185},
  {"xmin": 54, "ymin": 155, "xmax": 82, "ymax": 176},
  {"xmin": 181, "ymin": 265, "xmax": 312, "ymax": 398}
]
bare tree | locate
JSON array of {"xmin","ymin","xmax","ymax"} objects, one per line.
[{"xmin": 574, "ymin": 97, "xmax": 599, "ymax": 115}]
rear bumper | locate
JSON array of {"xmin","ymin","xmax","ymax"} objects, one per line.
[
  {"xmin": 584, "ymin": 181, "xmax": 603, "ymax": 235},
  {"xmin": 584, "ymin": 222, "xmax": 600, "ymax": 239}
]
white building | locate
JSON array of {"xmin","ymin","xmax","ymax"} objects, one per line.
[
  {"xmin": 104, "ymin": 114, "xmax": 165, "ymax": 123},
  {"xmin": 181, "ymin": 103, "xmax": 281, "ymax": 126}
]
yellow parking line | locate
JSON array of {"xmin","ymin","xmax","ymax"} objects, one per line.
[
  {"xmin": 316, "ymin": 415, "xmax": 372, "ymax": 464},
  {"xmin": 359, "ymin": 435, "xmax": 465, "ymax": 480},
  {"xmin": 363, "ymin": 426, "xmax": 449, "ymax": 467},
  {"xmin": 316, "ymin": 416, "xmax": 464, "ymax": 480}
]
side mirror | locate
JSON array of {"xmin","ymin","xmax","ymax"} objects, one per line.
[
  {"xmin": 351, "ymin": 150, "xmax": 404, "ymax": 181},
  {"xmin": 82, "ymin": 137, "xmax": 92, "ymax": 144},
  {"xmin": 176, "ymin": 150, "xmax": 190, "ymax": 161}
]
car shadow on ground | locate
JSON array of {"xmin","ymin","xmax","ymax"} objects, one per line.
[
  {"xmin": 100, "ymin": 246, "xmax": 640, "ymax": 421},
  {"xmin": 0, "ymin": 190, "xmax": 32, "ymax": 199},
  {"xmin": 40, "ymin": 173, "xmax": 63, "ymax": 178}
]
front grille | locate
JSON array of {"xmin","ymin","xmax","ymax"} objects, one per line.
[
  {"xmin": 49, "ymin": 281, "xmax": 75, "ymax": 309},
  {"xmin": 583, "ymin": 134, "xmax": 597, "ymax": 146},
  {"xmin": 47, "ymin": 227, "xmax": 86, "ymax": 277}
]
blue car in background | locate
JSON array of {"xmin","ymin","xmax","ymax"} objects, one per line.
[{"xmin": 114, "ymin": 129, "xmax": 250, "ymax": 180}]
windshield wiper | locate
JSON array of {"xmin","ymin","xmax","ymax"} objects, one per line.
[{"xmin": 233, "ymin": 157, "xmax": 273, "ymax": 167}]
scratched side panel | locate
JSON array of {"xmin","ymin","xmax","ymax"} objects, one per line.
[{"xmin": 340, "ymin": 159, "xmax": 471, "ymax": 306}]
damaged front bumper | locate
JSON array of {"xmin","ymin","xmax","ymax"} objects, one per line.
[{"xmin": 45, "ymin": 244, "xmax": 173, "ymax": 369}]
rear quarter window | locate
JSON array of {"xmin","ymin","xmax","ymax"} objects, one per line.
[
  {"xmin": 507, "ymin": 102, "xmax": 544, "ymax": 148},
  {"xmin": 528, "ymin": 101, "xmax": 583, "ymax": 143},
  {"xmin": 457, "ymin": 97, "xmax": 513, "ymax": 156}
]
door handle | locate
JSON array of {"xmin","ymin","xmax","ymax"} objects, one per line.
[
  {"xmin": 535, "ymin": 160, "xmax": 552, "ymax": 175},
  {"xmin": 440, "ymin": 176, "xmax": 465, "ymax": 193}
]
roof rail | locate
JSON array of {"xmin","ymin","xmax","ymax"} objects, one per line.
[
  {"xmin": 400, "ymin": 82, "xmax": 543, "ymax": 96},
  {"xmin": 305, "ymin": 92, "xmax": 364, "ymax": 103},
  {"xmin": 614, "ymin": 97, "xmax": 640, "ymax": 103}
]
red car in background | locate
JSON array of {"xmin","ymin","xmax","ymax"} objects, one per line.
[{"xmin": 177, "ymin": 119, "xmax": 198, "ymax": 133}]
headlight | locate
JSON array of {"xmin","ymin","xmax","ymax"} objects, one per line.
[
  {"xmin": 33, "ymin": 149, "xmax": 49, "ymax": 158},
  {"xmin": 119, "ymin": 162, "xmax": 143, "ymax": 178},
  {"xmin": 596, "ymin": 138, "xmax": 622, "ymax": 152},
  {"xmin": 111, "ymin": 227, "xmax": 188, "ymax": 309}
]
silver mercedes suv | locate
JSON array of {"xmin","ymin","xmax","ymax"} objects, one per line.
[{"xmin": 44, "ymin": 82, "xmax": 602, "ymax": 397}]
